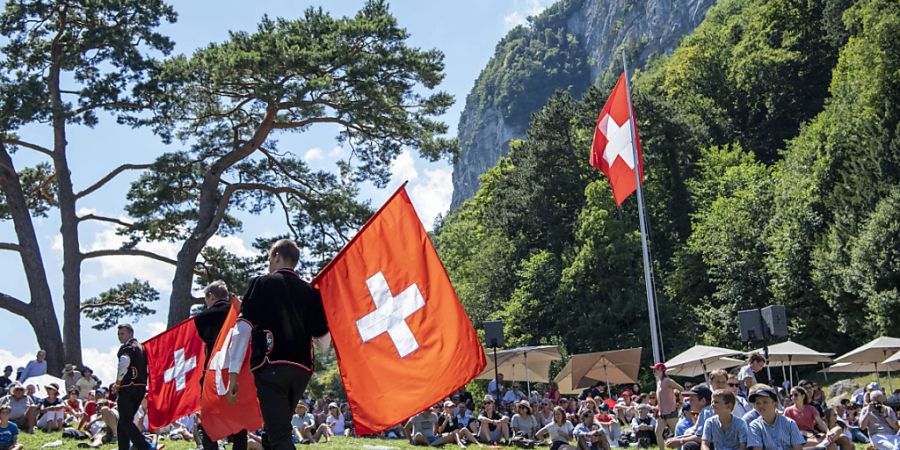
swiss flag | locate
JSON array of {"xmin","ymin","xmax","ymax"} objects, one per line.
[
  {"xmin": 313, "ymin": 186, "xmax": 486, "ymax": 435},
  {"xmin": 590, "ymin": 72, "xmax": 644, "ymax": 206},
  {"xmin": 200, "ymin": 296, "xmax": 263, "ymax": 440},
  {"xmin": 144, "ymin": 318, "xmax": 206, "ymax": 431}
]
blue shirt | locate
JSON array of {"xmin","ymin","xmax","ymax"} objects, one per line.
[
  {"xmin": 675, "ymin": 415, "xmax": 694, "ymax": 437},
  {"xmin": 0, "ymin": 421, "xmax": 19, "ymax": 447},
  {"xmin": 18, "ymin": 360, "xmax": 46, "ymax": 382},
  {"xmin": 692, "ymin": 405, "xmax": 715, "ymax": 437},
  {"xmin": 702, "ymin": 414, "xmax": 749, "ymax": 450},
  {"xmin": 743, "ymin": 409, "xmax": 761, "ymax": 423},
  {"xmin": 748, "ymin": 415, "xmax": 805, "ymax": 450}
]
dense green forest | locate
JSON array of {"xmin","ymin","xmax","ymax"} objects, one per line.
[{"xmin": 434, "ymin": 0, "xmax": 900, "ymax": 363}]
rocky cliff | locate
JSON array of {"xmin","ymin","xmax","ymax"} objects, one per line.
[{"xmin": 451, "ymin": 0, "xmax": 716, "ymax": 209}]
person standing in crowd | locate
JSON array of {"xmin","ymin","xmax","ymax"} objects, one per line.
[
  {"xmin": 0, "ymin": 367, "xmax": 13, "ymax": 397},
  {"xmin": 61, "ymin": 364, "xmax": 81, "ymax": 392},
  {"xmin": 114, "ymin": 324, "xmax": 150, "ymax": 450},
  {"xmin": 701, "ymin": 389, "xmax": 748, "ymax": 450},
  {"xmin": 226, "ymin": 239, "xmax": 329, "ymax": 450},
  {"xmin": 747, "ymin": 387, "xmax": 805, "ymax": 450},
  {"xmin": 739, "ymin": 354, "xmax": 766, "ymax": 395},
  {"xmin": 75, "ymin": 368, "xmax": 96, "ymax": 400},
  {"xmin": 653, "ymin": 363, "xmax": 684, "ymax": 450},
  {"xmin": 17, "ymin": 351, "xmax": 46, "ymax": 382},
  {"xmin": 193, "ymin": 280, "xmax": 248, "ymax": 450},
  {"xmin": 859, "ymin": 390, "xmax": 899, "ymax": 450}
]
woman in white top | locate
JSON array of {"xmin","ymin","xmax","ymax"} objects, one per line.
[
  {"xmin": 324, "ymin": 402, "xmax": 346, "ymax": 437},
  {"xmin": 537, "ymin": 406, "xmax": 577, "ymax": 450}
]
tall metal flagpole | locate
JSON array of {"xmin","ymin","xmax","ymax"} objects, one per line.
[{"xmin": 622, "ymin": 53, "xmax": 663, "ymax": 364}]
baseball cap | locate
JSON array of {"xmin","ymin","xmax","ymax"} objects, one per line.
[
  {"xmin": 444, "ymin": 400, "xmax": 455, "ymax": 408},
  {"xmin": 622, "ymin": 390, "xmax": 632, "ymax": 397},
  {"xmin": 10, "ymin": 382, "xmax": 24, "ymax": 391},
  {"xmin": 651, "ymin": 362, "xmax": 667, "ymax": 372},
  {"xmin": 867, "ymin": 382, "xmax": 880, "ymax": 391},
  {"xmin": 748, "ymin": 388, "xmax": 779, "ymax": 403},
  {"xmin": 686, "ymin": 384, "xmax": 712, "ymax": 403},
  {"xmin": 328, "ymin": 402, "xmax": 339, "ymax": 409}
]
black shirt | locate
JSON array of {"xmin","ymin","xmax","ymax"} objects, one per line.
[
  {"xmin": 117, "ymin": 338, "xmax": 148, "ymax": 387},
  {"xmin": 0, "ymin": 375, "xmax": 11, "ymax": 395},
  {"xmin": 193, "ymin": 299, "xmax": 231, "ymax": 363},
  {"xmin": 241, "ymin": 269, "xmax": 328, "ymax": 372},
  {"xmin": 480, "ymin": 410, "xmax": 503, "ymax": 432}
]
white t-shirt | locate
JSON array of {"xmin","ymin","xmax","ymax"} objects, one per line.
[
  {"xmin": 327, "ymin": 413, "xmax": 345, "ymax": 435},
  {"xmin": 546, "ymin": 421, "xmax": 574, "ymax": 443},
  {"xmin": 738, "ymin": 365, "xmax": 756, "ymax": 385}
]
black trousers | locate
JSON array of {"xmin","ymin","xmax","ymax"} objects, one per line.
[
  {"xmin": 682, "ymin": 441, "xmax": 701, "ymax": 450},
  {"xmin": 117, "ymin": 386, "xmax": 149, "ymax": 450},
  {"xmin": 254, "ymin": 364, "xmax": 312, "ymax": 450},
  {"xmin": 199, "ymin": 425, "xmax": 248, "ymax": 450}
]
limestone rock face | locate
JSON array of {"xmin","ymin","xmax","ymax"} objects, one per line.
[{"xmin": 450, "ymin": 0, "xmax": 716, "ymax": 209}]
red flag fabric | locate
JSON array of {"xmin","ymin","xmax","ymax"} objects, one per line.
[
  {"xmin": 313, "ymin": 186, "xmax": 486, "ymax": 435},
  {"xmin": 590, "ymin": 72, "xmax": 644, "ymax": 206},
  {"xmin": 200, "ymin": 296, "xmax": 263, "ymax": 441},
  {"xmin": 144, "ymin": 318, "xmax": 206, "ymax": 431}
]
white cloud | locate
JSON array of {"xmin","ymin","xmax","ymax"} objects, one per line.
[
  {"xmin": 81, "ymin": 347, "xmax": 119, "ymax": 388},
  {"xmin": 143, "ymin": 322, "xmax": 167, "ymax": 338},
  {"xmin": 207, "ymin": 234, "xmax": 255, "ymax": 258},
  {"xmin": 390, "ymin": 150, "xmax": 419, "ymax": 183},
  {"xmin": 503, "ymin": 0, "xmax": 553, "ymax": 30},
  {"xmin": 303, "ymin": 147, "xmax": 324, "ymax": 163},
  {"xmin": 410, "ymin": 167, "xmax": 453, "ymax": 231},
  {"xmin": 0, "ymin": 349, "xmax": 36, "ymax": 372},
  {"xmin": 327, "ymin": 146, "xmax": 343, "ymax": 158},
  {"xmin": 82, "ymin": 225, "xmax": 179, "ymax": 293}
]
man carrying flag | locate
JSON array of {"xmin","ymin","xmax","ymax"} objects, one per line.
[
  {"xmin": 225, "ymin": 239, "xmax": 329, "ymax": 450},
  {"xmin": 193, "ymin": 281, "xmax": 247, "ymax": 450}
]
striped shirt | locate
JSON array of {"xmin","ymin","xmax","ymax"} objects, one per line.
[{"xmin": 748, "ymin": 415, "xmax": 805, "ymax": 450}]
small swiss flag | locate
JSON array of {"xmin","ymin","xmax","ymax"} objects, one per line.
[
  {"xmin": 313, "ymin": 185, "xmax": 486, "ymax": 435},
  {"xmin": 144, "ymin": 318, "xmax": 206, "ymax": 431},
  {"xmin": 590, "ymin": 72, "xmax": 644, "ymax": 206}
]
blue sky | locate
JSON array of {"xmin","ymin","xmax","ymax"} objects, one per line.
[{"xmin": 0, "ymin": 0, "xmax": 555, "ymax": 383}]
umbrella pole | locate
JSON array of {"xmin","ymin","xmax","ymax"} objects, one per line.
[
  {"xmin": 789, "ymin": 356, "xmax": 793, "ymax": 389},
  {"xmin": 525, "ymin": 352, "xmax": 530, "ymax": 398},
  {"xmin": 781, "ymin": 365, "xmax": 786, "ymax": 387},
  {"xmin": 492, "ymin": 347, "xmax": 501, "ymax": 400},
  {"xmin": 605, "ymin": 364, "xmax": 612, "ymax": 399},
  {"xmin": 821, "ymin": 362, "xmax": 828, "ymax": 383},
  {"xmin": 875, "ymin": 362, "xmax": 880, "ymax": 386},
  {"xmin": 889, "ymin": 369, "xmax": 894, "ymax": 393},
  {"xmin": 703, "ymin": 362, "xmax": 709, "ymax": 384}
]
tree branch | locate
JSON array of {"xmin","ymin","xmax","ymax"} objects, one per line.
[
  {"xmin": 80, "ymin": 297, "xmax": 129, "ymax": 311},
  {"xmin": 76, "ymin": 163, "xmax": 153, "ymax": 199},
  {"xmin": 82, "ymin": 249, "xmax": 179, "ymax": 267},
  {"xmin": 5, "ymin": 139, "xmax": 53, "ymax": 157},
  {"xmin": 78, "ymin": 214, "xmax": 134, "ymax": 228},
  {"xmin": 0, "ymin": 292, "xmax": 31, "ymax": 317},
  {"xmin": 203, "ymin": 183, "xmax": 312, "ymax": 238},
  {"xmin": 0, "ymin": 242, "xmax": 23, "ymax": 253}
]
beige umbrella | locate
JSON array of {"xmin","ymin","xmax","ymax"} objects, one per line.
[
  {"xmin": 749, "ymin": 340, "xmax": 833, "ymax": 386},
  {"xmin": 834, "ymin": 336, "xmax": 900, "ymax": 391},
  {"xmin": 882, "ymin": 350, "xmax": 900, "ymax": 370},
  {"xmin": 819, "ymin": 362, "xmax": 882, "ymax": 373},
  {"xmin": 553, "ymin": 348, "xmax": 642, "ymax": 397},
  {"xmin": 664, "ymin": 345, "xmax": 744, "ymax": 380},
  {"xmin": 476, "ymin": 345, "xmax": 561, "ymax": 395}
]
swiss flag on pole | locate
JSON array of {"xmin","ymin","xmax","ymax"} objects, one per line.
[
  {"xmin": 590, "ymin": 72, "xmax": 644, "ymax": 206},
  {"xmin": 144, "ymin": 318, "xmax": 205, "ymax": 431},
  {"xmin": 313, "ymin": 186, "xmax": 486, "ymax": 435},
  {"xmin": 200, "ymin": 296, "xmax": 263, "ymax": 440}
]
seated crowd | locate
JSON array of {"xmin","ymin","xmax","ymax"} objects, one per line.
[{"xmin": 1, "ymin": 353, "xmax": 898, "ymax": 450}]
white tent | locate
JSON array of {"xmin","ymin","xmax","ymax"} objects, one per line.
[
  {"xmin": 664, "ymin": 345, "xmax": 744, "ymax": 380},
  {"xmin": 749, "ymin": 340, "xmax": 833, "ymax": 386},
  {"xmin": 21, "ymin": 374, "xmax": 67, "ymax": 399},
  {"xmin": 834, "ymin": 336, "xmax": 900, "ymax": 391}
]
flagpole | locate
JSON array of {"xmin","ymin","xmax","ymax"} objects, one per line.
[{"xmin": 622, "ymin": 53, "xmax": 663, "ymax": 364}]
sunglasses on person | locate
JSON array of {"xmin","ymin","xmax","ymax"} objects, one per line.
[
  {"xmin": 484, "ymin": 400, "xmax": 494, "ymax": 405},
  {"xmin": 728, "ymin": 383, "xmax": 741, "ymax": 387}
]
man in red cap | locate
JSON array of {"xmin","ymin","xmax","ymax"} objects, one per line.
[{"xmin": 652, "ymin": 363, "xmax": 684, "ymax": 450}]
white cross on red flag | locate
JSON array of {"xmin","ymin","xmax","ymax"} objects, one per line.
[
  {"xmin": 144, "ymin": 318, "xmax": 206, "ymax": 431},
  {"xmin": 590, "ymin": 72, "xmax": 644, "ymax": 206},
  {"xmin": 313, "ymin": 185, "xmax": 486, "ymax": 435}
]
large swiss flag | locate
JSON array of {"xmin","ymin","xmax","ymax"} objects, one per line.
[
  {"xmin": 200, "ymin": 296, "xmax": 263, "ymax": 441},
  {"xmin": 144, "ymin": 318, "xmax": 206, "ymax": 431},
  {"xmin": 313, "ymin": 186, "xmax": 486, "ymax": 435},
  {"xmin": 590, "ymin": 72, "xmax": 644, "ymax": 206}
]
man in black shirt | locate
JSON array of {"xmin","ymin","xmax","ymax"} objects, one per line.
[
  {"xmin": 226, "ymin": 239, "xmax": 329, "ymax": 450},
  {"xmin": 193, "ymin": 281, "xmax": 247, "ymax": 450},
  {"xmin": 114, "ymin": 324, "xmax": 149, "ymax": 450},
  {"xmin": 0, "ymin": 366, "xmax": 13, "ymax": 396}
]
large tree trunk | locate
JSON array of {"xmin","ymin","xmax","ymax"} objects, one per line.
[
  {"xmin": 0, "ymin": 141, "xmax": 66, "ymax": 374},
  {"xmin": 49, "ymin": 45, "xmax": 83, "ymax": 367},
  {"xmin": 167, "ymin": 243, "xmax": 203, "ymax": 325}
]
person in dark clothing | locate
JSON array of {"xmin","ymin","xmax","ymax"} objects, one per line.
[
  {"xmin": 193, "ymin": 281, "xmax": 248, "ymax": 450},
  {"xmin": 0, "ymin": 366, "xmax": 13, "ymax": 397},
  {"xmin": 226, "ymin": 239, "xmax": 329, "ymax": 450},
  {"xmin": 114, "ymin": 324, "xmax": 149, "ymax": 450}
]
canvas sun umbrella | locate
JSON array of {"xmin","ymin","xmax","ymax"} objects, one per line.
[
  {"xmin": 749, "ymin": 340, "xmax": 833, "ymax": 387},
  {"xmin": 882, "ymin": 350, "xmax": 900, "ymax": 371},
  {"xmin": 834, "ymin": 336, "xmax": 900, "ymax": 391},
  {"xmin": 21, "ymin": 374, "xmax": 67, "ymax": 399},
  {"xmin": 476, "ymin": 345, "xmax": 561, "ymax": 395},
  {"xmin": 664, "ymin": 345, "xmax": 744, "ymax": 381},
  {"xmin": 553, "ymin": 348, "xmax": 642, "ymax": 398}
]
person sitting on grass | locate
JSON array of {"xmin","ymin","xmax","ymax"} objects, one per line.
[
  {"xmin": 406, "ymin": 406, "xmax": 439, "ymax": 446},
  {"xmin": 616, "ymin": 392, "xmax": 637, "ymax": 426},
  {"xmin": 783, "ymin": 386, "xmax": 828, "ymax": 446},
  {"xmin": 511, "ymin": 399, "xmax": 539, "ymax": 440},
  {"xmin": 324, "ymin": 402, "xmax": 347, "ymax": 438},
  {"xmin": 701, "ymin": 389, "xmax": 748, "ymax": 450},
  {"xmin": 291, "ymin": 401, "xmax": 316, "ymax": 444},
  {"xmin": 574, "ymin": 409, "xmax": 610, "ymax": 450},
  {"xmin": 747, "ymin": 387, "xmax": 805, "ymax": 450},
  {"xmin": 632, "ymin": 403, "xmax": 657, "ymax": 448},
  {"xmin": 0, "ymin": 384, "xmax": 35, "ymax": 434},
  {"xmin": 37, "ymin": 383, "xmax": 65, "ymax": 432},
  {"xmin": 64, "ymin": 389, "xmax": 84, "ymax": 425},
  {"xmin": 435, "ymin": 400, "xmax": 480, "ymax": 447},
  {"xmin": 537, "ymin": 406, "xmax": 576, "ymax": 450},
  {"xmin": 666, "ymin": 384, "xmax": 713, "ymax": 450},
  {"xmin": 477, "ymin": 394, "xmax": 510, "ymax": 444},
  {"xmin": 817, "ymin": 407, "xmax": 853, "ymax": 450},
  {"xmin": 859, "ymin": 390, "xmax": 899, "ymax": 450},
  {"xmin": 0, "ymin": 404, "xmax": 24, "ymax": 450},
  {"xmin": 595, "ymin": 403, "xmax": 620, "ymax": 444}
]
